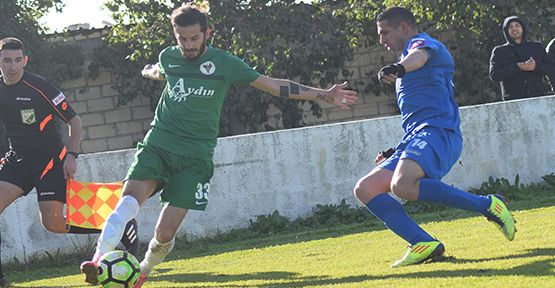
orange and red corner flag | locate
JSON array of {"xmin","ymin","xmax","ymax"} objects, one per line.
[{"xmin": 66, "ymin": 179, "xmax": 123, "ymax": 230}]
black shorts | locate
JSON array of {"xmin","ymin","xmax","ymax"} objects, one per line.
[{"xmin": 0, "ymin": 145, "xmax": 67, "ymax": 202}]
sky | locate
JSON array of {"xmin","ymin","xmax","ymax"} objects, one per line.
[
  {"xmin": 40, "ymin": 0, "xmax": 113, "ymax": 32},
  {"xmin": 40, "ymin": 0, "xmax": 313, "ymax": 33}
]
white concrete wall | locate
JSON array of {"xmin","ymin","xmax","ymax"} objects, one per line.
[{"xmin": 2, "ymin": 95, "xmax": 554, "ymax": 262}]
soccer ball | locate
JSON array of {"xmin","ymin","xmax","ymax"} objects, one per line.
[{"xmin": 98, "ymin": 250, "xmax": 141, "ymax": 288}]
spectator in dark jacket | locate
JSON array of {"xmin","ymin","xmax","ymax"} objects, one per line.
[
  {"xmin": 546, "ymin": 38, "xmax": 555, "ymax": 92},
  {"xmin": 489, "ymin": 16, "xmax": 555, "ymax": 100}
]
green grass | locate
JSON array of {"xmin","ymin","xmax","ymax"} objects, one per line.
[{"xmin": 7, "ymin": 194, "xmax": 555, "ymax": 288}]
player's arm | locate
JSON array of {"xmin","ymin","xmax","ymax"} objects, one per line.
[
  {"xmin": 378, "ymin": 48, "xmax": 429, "ymax": 85},
  {"xmin": 399, "ymin": 48, "xmax": 429, "ymax": 72},
  {"xmin": 249, "ymin": 75, "xmax": 357, "ymax": 109},
  {"xmin": 141, "ymin": 63, "xmax": 165, "ymax": 81},
  {"xmin": 64, "ymin": 115, "xmax": 82, "ymax": 179}
]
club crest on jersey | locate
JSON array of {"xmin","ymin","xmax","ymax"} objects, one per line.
[
  {"xmin": 200, "ymin": 61, "xmax": 216, "ymax": 75},
  {"xmin": 410, "ymin": 38, "xmax": 425, "ymax": 49},
  {"xmin": 20, "ymin": 109, "xmax": 36, "ymax": 125}
]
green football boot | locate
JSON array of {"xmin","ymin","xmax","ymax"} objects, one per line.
[
  {"xmin": 391, "ymin": 240, "xmax": 445, "ymax": 268},
  {"xmin": 484, "ymin": 194, "xmax": 516, "ymax": 241}
]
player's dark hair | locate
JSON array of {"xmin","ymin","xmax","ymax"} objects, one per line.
[
  {"xmin": 0, "ymin": 37, "xmax": 25, "ymax": 54},
  {"xmin": 171, "ymin": 1, "xmax": 209, "ymax": 32},
  {"xmin": 376, "ymin": 7, "xmax": 417, "ymax": 28}
]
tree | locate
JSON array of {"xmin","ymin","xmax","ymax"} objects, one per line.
[
  {"xmin": 0, "ymin": 0, "xmax": 84, "ymax": 84},
  {"xmin": 91, "ymin": 0, "xmax": 373, "ymax": 136},
  {"xmin": 93, "ymin": 0, "xmax": 553, "ymax": 138},
  {"xmin": 0, "ymin": 0, "xmax": 86, "ymax": 153},
  {"xmin": 379, "ymin": 0, "xmax": 554, "ymax": 104}
]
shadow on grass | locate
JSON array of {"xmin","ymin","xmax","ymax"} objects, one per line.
[
  {"xmin": 7, "ymin": 198, "xmax": 555, "ymax": 287},
  {"xmin": 443, "ymin": 247, "xmax": 555, "ymax": 264},
  {"xmin": 148, "ymin": 247, "xmax": 555, "ymax": 288}
]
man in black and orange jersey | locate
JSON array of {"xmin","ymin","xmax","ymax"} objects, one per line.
[{"xmin": 0, "ymin": 37, "xmax": 137, "ymax": 287}]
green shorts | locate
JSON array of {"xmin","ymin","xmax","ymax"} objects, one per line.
[{"xmin": 126, "ymin": 142, "xmax": 214, "ymax": 210}]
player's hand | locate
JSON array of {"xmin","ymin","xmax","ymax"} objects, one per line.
[
  {"xmin": 141, "ymin": 63, "xmax": 165, "ymax": 81},
  {"xmin": 374, "ymin": 147, "xmax": 395, "ymax": 164},
  {"xmin": 374, "ymin": 152, "xmax": 386, "ymax": 164},
  {"xmin": 63, "ymin": 155, "xmax": 77, "ymax": 179},
  {"xmin": 321, "ymin": 81, "xmax": 358, "ymax": 110},
  {"xmin": 378, "ymin": 63, "xmax": 406, "ymax": 85}
]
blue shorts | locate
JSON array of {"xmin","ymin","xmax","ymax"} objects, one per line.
[{"xmin": 379, "ymin": 126, "xmax": 462, "ymax": 179}]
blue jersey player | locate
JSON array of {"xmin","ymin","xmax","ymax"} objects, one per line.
[{"xmin": 354, "ymin": 7, "xmax": 517, "ymax": 267}]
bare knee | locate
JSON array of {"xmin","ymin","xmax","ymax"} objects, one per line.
[
  {"xmin": 354, "ymin": 184, "xmax": 373, "ymax": 204},
  {"xmin": 39, "ymin": 202, "xmax": 67, "ymax": 233},
  {"xmin": 354, "ymin": 173, "xmax": 391, "ymax": 204},
  {"xmin": 390, "ymin": 177, "xmax": 418, "ymax": 201},
  {"xmin": 41, "ymin": 215, "xmax": 67, "ymax": 233}
]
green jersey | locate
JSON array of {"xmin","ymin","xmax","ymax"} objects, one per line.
[{"xmin": 143, "ymin": 46, "xmax": 260, "ymax": 160}]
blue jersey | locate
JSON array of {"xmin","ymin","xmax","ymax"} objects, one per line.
[{"xmin": 396, "ymin": 33, "xmax": 461, "ymax": 135}]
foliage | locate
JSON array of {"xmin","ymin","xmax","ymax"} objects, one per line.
[
  {"xmin": 380, "ymin": 0, "xmax": 554, "ymax": 104},
  {"xmin": 248, "ymin": 210, "xmax": 291, "ymax": 235},
  {"xmin": 299, "ymin": 199, "xmax": 372, "ymax": 226},
  {"xmin": 0, "ymin": 0, "xmax": 86, "ymax": 153},
  {"xmin": 92, "ymin": 0, "xmax": 373, "ymax": 136},
  {"xmin": 249, "ymin": 173, "xmax": 555, "ymax": 235},
  {"xmin": 0, "ymin": 0, "xmax": 85, "ymax": 83},
  {"xmin": 92, "ymin": 0, "xmax": 554, "ymax": 136},
  {"xmin": 3, "ymin": 173, "xmax": 555, "ymax": 279},
  {"xmin": 541, "ymin": 173, "xmax": 555, "ymax": 187},
  {"xmin": 469, "ymin": 174, "xmax": 553, "ymax": 201}
]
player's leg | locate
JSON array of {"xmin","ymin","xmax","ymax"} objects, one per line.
[
  {"xmin": 355, "ymin": 150, "xmax": 436, "ymax": 242},
  {"xmin": 0, "ymin": 181, "xmax": 24, "ymax": 214},
  {"xmin": 95, "ymin": 180, "xmax": 157, "ymax": 259},
  {"xmin": 0, "ymin": 156, "xmax": 33, "ymax": 287},
  {"xmin": 36, "ymin": 161, "xmax": 140, "ymax": 256},
  {"xmin": 354, "ymin": 167, "xmax": 393, "ymax": 204},
  {"xmin": 94, "ymin": 143, "xmax": 170, "ymax": 261},
  {"xmin": 395, "ymin": 127, "xmax": 489, "ymax": 209},
  {"xmin": 81, "ymin": 143, "xmax": 166, "ymax": 284},
  {"xmin": 81, "ymin": 179, "xmax": 157, "ymax": 284},
  {"xmin": 403, "ymin": 128, "xmax": 515, "ymax": 240},
  {"xmin": 38, "ymin": 201, "xmax": 68, "ymax": 233},
  {"xmin": 385, "ymin": 158, "xmax": 445, "ymax": 266},
  {"xmin": 134, "ymin": 205, "xmax": 186, "ymax": 288},
  {"xmin": 36, "ymin": 161, "xmax": 103, "ymax": 234},
  {"xmin": 355, "ymin": 155, "xmax": 440, "ymax": 267},
  {"xmin": 134, "ymin": 155, "xmax": 214, "ymax": 288},
  {"xmin": 0, "ymin": 181, "xmax": 24, "ymax": 288},
  {"xmin": 140, "ymin": 204, "xmax": 187, "ymax": 276},
  {"xmin": 0, "ymin": 230, "xmax": 7, "ymax": 288}
]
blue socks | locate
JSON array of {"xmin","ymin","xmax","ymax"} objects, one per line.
[
  {"xmin": 418, "ymin": 178, "xmax": 490, "ymax": 213},
  {"xmin": 366, "ymin": 193, "xmax": 434, "ymax": 245},
  {"xmin": 365, "ymin": 179, "xmax": 491, "ymax": 245}
]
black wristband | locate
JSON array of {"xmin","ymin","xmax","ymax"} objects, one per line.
[
  {"xmin": 67, "ymin": 151, "xmax": 79, "ymax": 158},
  {"xmin": 378, "ymin": 63, "xmax": 406, "ymax": 82},
  {"xmin": 393, "ymin": 63, "xmax": 406, "ymax": 77},
  {"xmin": 382, "ymin": 147, "xmax": 395, "ymax": 159}
]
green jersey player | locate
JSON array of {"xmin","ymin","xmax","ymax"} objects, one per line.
[{"xmin": 81, "ymin": 2, "xmax": 357, "ymax": 287}]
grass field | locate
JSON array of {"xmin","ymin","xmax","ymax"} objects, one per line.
[{"xmin": 7, "ymin": 195, "xmax": 555, "ymax": 288}]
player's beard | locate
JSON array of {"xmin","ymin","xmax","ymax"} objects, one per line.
[{"xmin": 180, "ymin": 38, "xmax": 207, "ymax": 61}]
